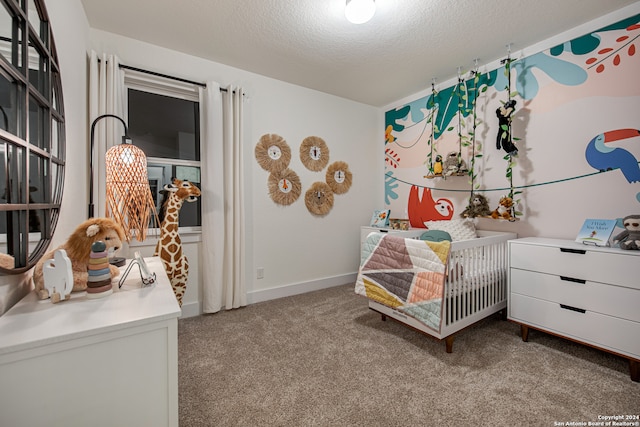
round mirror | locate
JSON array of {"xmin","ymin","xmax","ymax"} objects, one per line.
[{"xmin": 0, "ymin": 0, "xmax": 65, "ymax": 274}]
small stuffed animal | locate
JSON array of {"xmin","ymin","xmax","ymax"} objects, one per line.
[
  {"xmin": 443, "ymin": 152, "xmax": 467, "ymax": 177},
  {"xmin": 33, "ymin": 217, "xmax": 125, "ymax": 299},
  {"xmin": 490, "ymin": 196, "xmax": 514, "ymax": 220},
  {"xmin": 496, "ymin": 99, "xmax": 518, "ymax": 155},
  {"xmin": 433, "ymin": 154, "xmax": 443, "ymax": 175},
  {"xmin": 461, "ymin": 194, "xmax": 492, "ymax": 218},
  {"xmin": 612, "ymin": 214, "xmax": 640, "ymax": 250}
]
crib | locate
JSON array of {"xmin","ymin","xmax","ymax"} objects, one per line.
[{"xmin": 356, "ymin": 230, "xmax": 517, "ymax": 352}]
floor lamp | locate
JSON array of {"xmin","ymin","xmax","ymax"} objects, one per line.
[{"xmin": 89, "ymin": 114, "xmax": 158, "ymax": 245}]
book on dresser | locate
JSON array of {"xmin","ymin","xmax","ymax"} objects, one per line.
[{"xmin": 574, "ymin": 218, "xmax": 617, "ymax": 246}]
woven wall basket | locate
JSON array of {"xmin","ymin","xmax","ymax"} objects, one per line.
[
  {"xmin": 305, "ymin": 181, "xmax": 334, "ymax": 216},
  {"xmin": 300, "ymin": 136, "xmax": 329, "ymax": 172},
  {"xmin": 268, "ymin": 168, "xmax": 301, "ymax": 206},
  {"xmin": 326, "ymin": 161, "xmax": 352, "ymax": 194},
  {"xmin": 255, "ymin": 133, "xmax": 291, "ymax": 172}
]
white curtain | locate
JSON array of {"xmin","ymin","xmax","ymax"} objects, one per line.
[
  {"xmin": 88, "ymin": 51, "xmax": 126, "ymax": 218},
  {"xmin": 201, "ymin": 83, "xmax": 247, "ymax": 313}
]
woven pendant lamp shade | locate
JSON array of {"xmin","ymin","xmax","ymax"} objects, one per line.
[{"xmin": 105, "ymin": 143, "xmax": 157, "ymax": 242}]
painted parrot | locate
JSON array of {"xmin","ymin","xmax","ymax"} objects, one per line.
[{"xmin": 585, "ymin": 129, "xmax": 640, "ymax": 183}]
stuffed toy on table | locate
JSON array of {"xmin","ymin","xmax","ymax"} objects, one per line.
[
  {"xmin": 32, "ymin": 217, "xmax": 125, "ymax": 300},
  {"xmin": 612, "ymin": 214, "xmax": 640, "ymax": 250}
]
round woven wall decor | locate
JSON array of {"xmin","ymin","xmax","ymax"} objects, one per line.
[
  {"xmin": 268, "ymin": 168, "xmax": 301, "ymax": 205},
  {"xmin": 255, "ymin": 133, "xmax": 291, "ymax": 172},
  {"xmin": 300, "ymin": 136, "xmax": 329, "ymax": 172},
  {"xmin": 326, "ymin": 161, "xmax": 352, "ymax": 194},
  {"xmin": 304, "ymin": 181, "xmax": 334, "ymax": 216}
]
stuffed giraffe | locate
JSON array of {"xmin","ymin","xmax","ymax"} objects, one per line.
[{"xmin": 154, "ymin": 178, "xmax": 201, "ymax": 306}]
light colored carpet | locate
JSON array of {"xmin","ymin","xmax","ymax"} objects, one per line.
[{"xmin": 178, "ymin": 284, "xmax": 639, "ymax": 426}]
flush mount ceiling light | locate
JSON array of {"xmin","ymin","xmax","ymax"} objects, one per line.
[{"xmin": 345, "ymin": 0, "xmax": 376, "ymax": 24}]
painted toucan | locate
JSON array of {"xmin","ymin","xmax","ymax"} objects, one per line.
[{"xmin": 585, "ymin": 128, "xmax": 640, "ymax": 183}]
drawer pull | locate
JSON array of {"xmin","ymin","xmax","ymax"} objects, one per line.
[
  {"xmin": 560, "ymin": 276, "xmax": 586, "ymax": 284},
  {"xmin": 560, "ymin": 248, "xmax": 586, "ymax": 254},
  {"xmin": 560, "ymin": 304, "xmax": 586, "ymax": 314},
  {"xmin": 379, "ymin": 229, "xmax": 389, "ymax": 233}
]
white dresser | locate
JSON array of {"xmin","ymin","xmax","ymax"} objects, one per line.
[
  {"xmin": 360, "ymin": 226, "xmax": 425, "ymax": 253},
  {"xmin": 0, "ymin": 257, "xmax": 181, "ymax": 426},
  {"xmin": 508, "ymin": 237, "xmax": 640, "ymax": 382}
]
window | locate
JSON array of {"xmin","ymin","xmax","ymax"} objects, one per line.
[
  {"xmin": 124, "ymin": 71, "xmax": 201, "ymax": 230},
  {"xmin": 0, "ymin": 0, "xmax": 65, "ymax": 273}
]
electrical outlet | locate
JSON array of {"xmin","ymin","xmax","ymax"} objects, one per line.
[{"xmin": 257, "ymin": 267, "xmax": 264, "ymax": 279}]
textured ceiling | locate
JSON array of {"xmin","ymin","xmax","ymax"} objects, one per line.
[{"xmin": 79, "ymin": 0, "xmax": 639, "ymax": 107}]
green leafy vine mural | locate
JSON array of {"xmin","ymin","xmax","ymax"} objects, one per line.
[{"xmin": 383, "ymin": 12, "xmax": 640, "ymax": 217}]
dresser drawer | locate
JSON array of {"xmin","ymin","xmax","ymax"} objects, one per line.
[
  {"xmin": 510, "ymin": 269, "xmax": 640, "ymax": 322},
  {"xmin": 510, "ymin": 242, "xmax": 639, "ymax": 290},
  {"xmin": 509, "ymin": 293, "xmax": 640, "ymax": 359}
]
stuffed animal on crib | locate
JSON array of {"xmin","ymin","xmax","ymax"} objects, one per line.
[
  {"xmin": 33, "ymin": 217, "xmax": 125, "ymax": 299},
  {"xmin": 461, "ymin": 194, "xmax": 492, "ymax": 218},
  {"xmin": 490, "ymin": 196, "xmax": 514, "ymax": 220},
  {"xmin": 496, "ymin": 99, "xmax": 518, "ymax": 156},
  {"xmin": 612, "ymin": 214, "xmax": 640, "ymax": 250}
]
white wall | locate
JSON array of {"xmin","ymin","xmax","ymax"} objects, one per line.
[
  {"xmin": 88, "ymin": 29, "xmax": 382, "ymax": 314},
  {"xmin": 0, "ymin": 0, "xmax": 90, "ymax": 316}
]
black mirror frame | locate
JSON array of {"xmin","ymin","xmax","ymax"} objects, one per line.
[{"xmin": 0, "ymin": 0, "xmax": 65, "ymax": 275}]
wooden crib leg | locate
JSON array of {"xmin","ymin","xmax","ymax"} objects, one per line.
[
  {"xmin": 445, "ymin": 336, "xmax": 454, "ymax": 353},
  {"xmin": 520, "ymin": 325, "xmax": 529, "ymax": 342},
  {"xmin": 381, "ymin": 313, "xmax": 387, "ymax": 321},
  {"xmin": 630, "ymin": 359, "xmax": 639, "ymax": 382}
]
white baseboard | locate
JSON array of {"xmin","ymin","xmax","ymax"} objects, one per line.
[
  {"xmin": 177, "ymin": 272, "xmax": 357, "ymax": 318},
  {"xmin": 247, "ymin": 273, "xmax": 357, "ymax": 305},
  {"xmin": 179, "ymin": 300, "xmax": 201, "ymax": 319}
]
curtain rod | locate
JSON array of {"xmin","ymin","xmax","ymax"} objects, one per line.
[{"xmin": 118, "ymin": 63, "xmax": 232, "ymax": 93}]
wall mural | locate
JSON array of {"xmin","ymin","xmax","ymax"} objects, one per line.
[{"xmin": 384, "ymin": 13, "xmax": 640, "ymax": 228}]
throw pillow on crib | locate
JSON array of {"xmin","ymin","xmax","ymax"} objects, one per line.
[{"xmin": 423, "ymin": 219, "xmax": 477, "ymax": 241}]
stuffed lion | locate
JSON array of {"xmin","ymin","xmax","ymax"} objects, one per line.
[
  {"xmin": 33, "ymin": 217, "xmax": 125, "ymax": 299},
  {"xmin": 490, "ymin": 196, "xmax": 515, "ymax": 220}
]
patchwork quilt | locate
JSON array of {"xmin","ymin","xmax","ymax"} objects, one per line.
[{"xmin": 355, "ymin": 233, "xmax": 451, "ymax": 333}]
